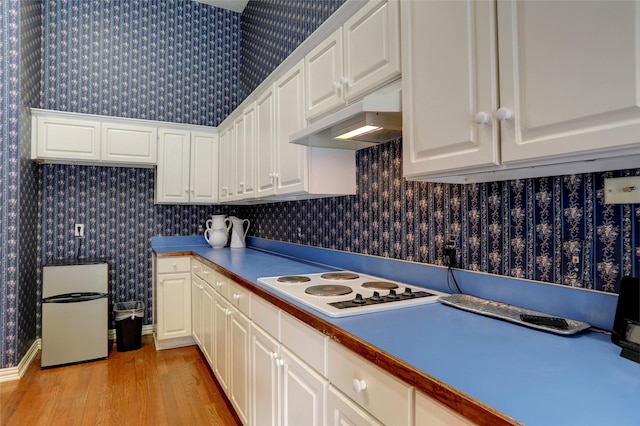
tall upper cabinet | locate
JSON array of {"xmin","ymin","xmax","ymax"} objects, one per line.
[{"xmin": 402, "ymin": 0, "xmax": 640, "ymax": 182}]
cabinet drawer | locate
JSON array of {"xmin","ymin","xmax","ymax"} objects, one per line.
[
  {"xmin": 156, "ymin": 256, "xmax": 191, "ymax": 274},
  {"xmin": 280, "ymin": 311, "xmax": 327, "ymax": 376},
  {"xmin": 415, "ymin": 390, "xmax": 476, "ymax": 426},
  {"xmin": 328, "ymin": 340, "xmax": 412, "ymax": 426},
  {"xmin": 251, "ymin": 296, "xmax": 280, "ymax": 339},
  {"xmin": 228, "ymin": 280, "xmax": 251, "ymax": 316}
]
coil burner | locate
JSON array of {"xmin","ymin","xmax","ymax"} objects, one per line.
[
  {"xmin": 276, "ymin": 276, "xmax": 312, "ymax": 284},
  {"xmin": 304, "ymin": 285, "xmax": 353, "ymax": 297},
  {"xmin": 361, "ymin": 281, "xmax": 399, "ymax": 290},
  {"xmin": 320, "ymin": 272, "xmax": 360, "ymax": 281}
]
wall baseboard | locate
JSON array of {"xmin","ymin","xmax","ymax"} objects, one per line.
[
  {"xmin": 0, "ymin": 339, "xmax": 41, "ymax": 383},
  {"xmin": 0, "ymin": 325, "xmax": 154, "ymax": 382}
]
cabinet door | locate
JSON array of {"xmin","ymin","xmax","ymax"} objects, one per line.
[
  {"xmin": 35, "ymin": 114, "xmax": 101, "ymax": 161},
  {"xmin": 191, "ymin": 275, "xmax": 203, "ymax": 347},
  {"xmin": 274, "ymin": 60, "xmax": 308, "ymax": 195},
  {"xmin": 218, "ymin": 125, "xmax": 234, "ymax": 201},
  {"xmin": 251, "ymin": 325, "xmax": 279, "ymax": 426},
  {"xmin": 229, "ymin": 307, "xmax": 251, "ymax": 425},
  {"xmin": 256, "ymin": 86, "xmax": 277, "ymax": 198},
  {"xmin": 156, "ymin": 272, "xmax": 192, "ymax": 340},
  {"xmin": 497, "ymin": 0, "xmax": 640, "ymax": 165},
  {"xmin": 344, "ymin": 0, "xmax": 401, "ymax": 101},
  {"xmin": 240, "ymin": 102, "xmax": 257, "ymax": 199},
  {"xmin": 327, "ymin": 386, "xmax": 383, "ymax": 426},
  {"xmin": 101, "ymin": 122, "xmax": 157, "ymax": 164},
  {"xmin": 213, "ymin": 293, "xmax": 230, "ymax": 392},
  {"xmin": 232, "ymin": 114, "xmax": 245, "ymax": 201},
  {"xmin": 401, "ymin": 0, "xmax": 499, "ymax": 178},
  {"xmin": 305, "ymin": 29, "xmax": 344, "ymax": 119},
  {"xmin": 280, "ymin": 347, "xmax": 327, "ymax": 426},
  {"xmin": 156, "ymin": 128, "xmax": 191, "ymax": 203},
  {"xmin": 190, "ymin": 131, "xmax": 219, "ymax": 204},
  {"xmin": 201, "ymin": 281, "xmax": 215, "ymax": 366}
]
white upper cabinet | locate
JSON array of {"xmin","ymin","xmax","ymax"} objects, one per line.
[
  {"xmin": 101, "ymin": 122, "xmax": 157, "ymax": 165},
  {"xmin": 402, "ymin": 0, "xmax": 640, "ymax": 182},
  {"xmin": 275, "ymin": 60, "xmax": 308, "ymax": 195},
  {"xmin": 498, "ymin": 0, "xmax": 640, "ymax": 165},
  {"xmin": 218, "ymin": 123, "xmax": 235, "ymax": 202},
  {"xmin": 156, "ymin": 128, "xmax": 219, "ymax": 204},
  {"xmin": 305, "ymin": 0, "xmax": 400, "ymax": 120},
  {"xmin": 255, "ymin": 86, "xmax": 277, "ymax": 198},
  {"xmin": 401, "ymin": 0, "xmax": 499, "ymax": 178},
  {"xmin": 233, "ymin": 102, "xmax": 257, "ymax": 201},
  {"xmin": 32, "ymin": 108, "xmax": 157, "ymax": 166}
]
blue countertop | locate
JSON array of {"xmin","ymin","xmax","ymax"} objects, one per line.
[{"xmin": 153, "ymin": 236, "xmax": 640, "ymax": 426}]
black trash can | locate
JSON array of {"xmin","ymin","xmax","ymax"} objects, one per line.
[{"xmin": 114, "ymin": 301, "xmax": 144, "ymax": 352}]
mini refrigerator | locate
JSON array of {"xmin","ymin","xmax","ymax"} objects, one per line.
[{"xmin": 41, "ymin": 259, "xmax": 109, "ymax": 367}]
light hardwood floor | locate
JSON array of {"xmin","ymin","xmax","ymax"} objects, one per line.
[{"xmin": 0, "ymin": 335, "xmax": 240, "ymax": 425}]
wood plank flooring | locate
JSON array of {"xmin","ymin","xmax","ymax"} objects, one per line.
[{"xmin": 0, "ymin": 335, "xmax": 241, "ymax": 426}]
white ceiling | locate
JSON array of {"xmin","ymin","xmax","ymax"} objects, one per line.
[{"xmin": 192, "ymin": 0, "xmax": 249, "ymax": 14}]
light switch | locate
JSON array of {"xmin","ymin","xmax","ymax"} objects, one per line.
[{"xmin": 604, "ymin": 176, "xmax": 640, "ymax": 204}]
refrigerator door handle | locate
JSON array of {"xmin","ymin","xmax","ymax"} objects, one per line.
[{"xmin": 42, "ymin": 292, "xmax": 109, "ymax": 303}]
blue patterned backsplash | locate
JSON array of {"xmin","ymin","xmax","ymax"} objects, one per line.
[{"xmin": 238, "ymin": 140, "xmax": 640, "ymax": 294}]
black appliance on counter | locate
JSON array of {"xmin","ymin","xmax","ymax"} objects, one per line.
[{"xmin": 612, "ymin": 276, "xmax": 640, "ymax": 363}]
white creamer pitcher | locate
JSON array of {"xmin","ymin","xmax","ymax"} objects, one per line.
[{"xmin": 229, "ymin": 216, "xmax": 250, "ymax": 248}]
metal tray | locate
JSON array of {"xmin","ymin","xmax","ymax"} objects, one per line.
[{"xmin": 440, "ymin": 294, "xmax": 591, "ymax": 335}]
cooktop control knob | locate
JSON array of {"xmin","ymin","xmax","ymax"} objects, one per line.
[
  {"xmin": 402, "ymin": 288, "xmax": 415, "ymax": 297},
  {"xmin": 352, "ymin": 293, "xmax": 366, "ymax": 305},
  {"xmin": 388, "ymin": 289, "xmax": 399, "ymax": 299},
  {"xmin": 370, "ymin": 291, "xmax": 383, "ymax": 302}
]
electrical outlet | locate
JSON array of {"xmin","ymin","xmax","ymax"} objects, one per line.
[
  {"xmin": 75, "ymin": 223, "xmax": 84, "ymax": 237},
  {"xmin": 443, "ymin": 243, "xmax": 458, "ymax": 268}
]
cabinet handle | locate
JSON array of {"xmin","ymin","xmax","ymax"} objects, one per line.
[
  {"xmin": 475, "ymin": 112, "xmax": 490, "ymax": 125},
  {"xmin": 340, "ymin": 76, "xmax": 349, "ymax": 85},
  {"xmin": 184, "ymin": 189, "xmax": 189, "ymax": 193},
  {"xmin": 239, "ymin": 181, "xmax": 245, "ymax": 187},
  {"xmin": 496, "ymin": 107, "xmax": 513, "ymax": 121},
  {"xmin": 352, "ymin": 379, "xmax": 367, "ymax": 394},
  {"xmin": 269, "ymin": 352, "xmax": 278, "ymax": 360},
  {"xmin": 275, "ymin": 358, "xmax": 285, "ymax": 367},
  {"xmin": 332, "ymin": 81, "xmax": 341, "ymax": 91},
  {"xmin": 225, "ymin": 309, "xmax": 232, "ymax": 316},
  {"xmin": 233, "ymin": 293, "xmax": 240, "ymax": 301},
  {"xmin": 172, "ymin": 262, "xmax": 177, "ymax": 269}
]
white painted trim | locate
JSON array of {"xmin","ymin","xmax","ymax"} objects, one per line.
[{"xmin": 0, "ymin": 339, "xmax": 41, "ymax": 383}]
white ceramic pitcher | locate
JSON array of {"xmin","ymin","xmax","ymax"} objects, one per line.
[
  {"xmin": 206, "ymin": 214, "xmax": 231, "ymax": 232},
  {"xmin": 229, "ymin": 216, "xmax": 250, "ymax": 248}
]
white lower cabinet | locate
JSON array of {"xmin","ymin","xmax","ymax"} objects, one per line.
[
  {"xmin": 153, "ymin": 256, "xmax": 194, "ymax": 350},
  {"xmin": 191, "ymin": 272, "xmax": 214, "ymax": 365},
  {"xmin": 250, "ymin": 323, "xmax": 327, "ymax": 426},
  {"xmin": 212, "ymin": 285, "xmax": 251, "ymax": 425},
  {"xmin": 327, "ymin": 339, "xmax": 412, "ymax": 426}
]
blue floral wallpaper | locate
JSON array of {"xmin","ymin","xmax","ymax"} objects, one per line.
[
  {"xmin": 239, "ymin": 0, "xmax": 345, "ymax": 99},
  {"xmin": 238, "ymin": 140, "xmax": 640, "ymax": 293}
]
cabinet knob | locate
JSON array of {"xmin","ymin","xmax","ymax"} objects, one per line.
[
  {"xmin": 184, "ymin": 189, "xmax": 189, "ymax": 193},
  {"xmin": 352, "ymin": 379, "xmax": 367, "ymax": 394},
  {"xmin": 269, "ymin": 352, "xmax": 278, "ymax": 360},
  {"xmin": 332, "ymin": 81, "xmax": 341, "ymax": 91},
  {"xmin": 496, "ymin": 107, "xmax": 513, "ymax": 121},
  {"xmin": 233, "ymin": 293, "xmax": 240, "ymax": 301},
  {"xmin": 203, "ymin": 270, "xmax": 209, "ymax": 276},
  {"xmin": 276, "ymin": 358, "xmax": 285, "ymax": 367},
  {"xmin": 239, "ymin": 181, "xmax": 245, "ymax": 187},
  {"xmin": 172, "ymin": 262, "xmax": 177, "ymax": 268},
  {"xmin": 340, "ymin": 76, "xmax": 349, "ymax": 85},
  {"xmin": 225, "ymin": 309, "xmax": 231, "ymax": 316},
  {"xmin": 475, "ymin": 112, "xmax": 490, "ymax": 125}
]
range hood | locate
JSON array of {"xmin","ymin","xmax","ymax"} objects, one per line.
[{"xmin": 290, "ymin": 91, "xmax": 402, "ymax": 150}]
